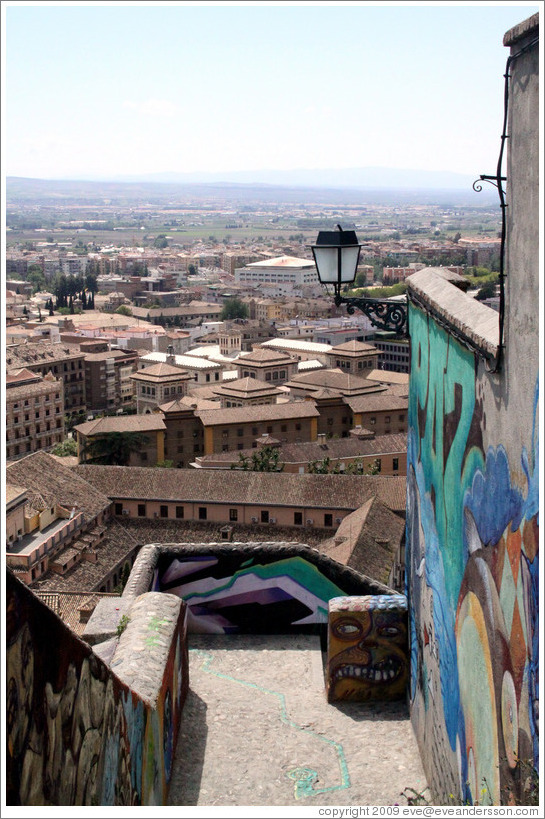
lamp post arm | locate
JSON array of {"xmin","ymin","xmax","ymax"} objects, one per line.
[{"xmin": 334, "ymin": 293, "xmax": 408, "ymax": 336}]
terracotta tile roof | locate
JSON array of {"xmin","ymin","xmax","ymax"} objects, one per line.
[
  {"xmin": 131, "ymin": 362, "xmax": 192, "ymax": 380},
  {"xmin": 6, "ymin": 451, "xmax": 112, "ymax": 519},
  {"xmin": 330, "ymin": 340, "xmax": 378, "ymax": 354},
  {"xmin": 6, "ymin": 341, "xmax": 84, "ymax": 370},
  {"xmin": 6, "ymin": 377, "xmax": 62, "ymax": 399},
  {"xmin": 6, "ymin": 484, "xmax": 28, "ymax": 505},
  {"xmin": 213, "ymin": 378, "xmax": 284, "ymax": 398},
  {"xmin": 72, "ymin": 465, "xmax": 406, "ymax": 513},
  {"xmin": 366, "ymin": 368, "xmax": 409, "ymax": 386},
  {"xmin": 285, "ymin": 369, "xmax": 385, "ymax": 396},
  {"xmin": 5, "ymin": 367, "xmax": 41, "ymax": 384},
  {"xmin": 346, "ymin": 393, "xmax": 409, "ymax": 413},
  {"xmin": 30, "ymin": 520, "xmax": 138, "ymax": 594},
  {"xmin": 239, "ymin": 347, "xmax": 295, "ymax": 364},
  {"xmin": 320, "ymin": 496, "xmax": 404, "ymax": 585},
  {"xmin": 196, "ymin": 401, "xmax": 319, "ymax": 426},
  {"xmin": 74, "ymin": 415, "xmax": 166, "ymax": 436},
  {"xmin": 198, "ymin": 433, "xmax": 407, "ymax": 467}
]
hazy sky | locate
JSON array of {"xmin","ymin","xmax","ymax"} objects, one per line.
[{"xmin": 2, "ymin": 1, "xmax": 540, "ymax": 180}]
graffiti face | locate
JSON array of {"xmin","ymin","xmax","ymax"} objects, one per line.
[{"xmin": 327, "ymin": 599, "xmax": 408, "ymax": 702}]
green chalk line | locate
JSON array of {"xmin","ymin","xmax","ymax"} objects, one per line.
[{"xmin": 193, "ymin": 648, "xmax": 350, "ymax": 799}]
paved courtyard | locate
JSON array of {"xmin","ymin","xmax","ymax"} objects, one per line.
[{"xmin": 168, "ymin": 633, "xmax": 428, "ymax": 807}]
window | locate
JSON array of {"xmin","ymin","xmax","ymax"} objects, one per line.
[
  {"xmin": 252, "ymin": 427, "xmax": 258, "ymax": 435},
  {"xmin": 160, "ymin": 505, "xmax": 168, "ymax": 518},
  {"xmin": 280, "ymin": 370, "xmax": 286, "ymax": 379},
  {"xmin": 294, "ymin": 512, "xmax": 303, "ymax": 526},
  {"xmin": 237, "ymin": 443, "xmax": 244, "ymax": 450},
  {"xmin": 141, "ymin": 452, "xmax": 147, "ymax": 461},
  {"xmin": 229, "ymin": 508, "xmax": 238, "ymax": 522},
  {"xmin": 376, "ymin": 459, "xmax": 382, "ymax": 472},
  {"xmin": 324, "ymin": 513, "xmax": 333, "ymax": 527},
  {"xmin": 265, "ymin": 373, "xmax": 272, "ymax": 381},
  {"xmin": 393, "ymin": 458, "xmax": 399, "ymax": 471},
  {"xmin": 115, "ymin": 503, "xmax": 123, "ymax": 516},
  {"xmin": 176, "ymin": 506, "xmax": 184, "ymax": 519},
  {"xmin": 260, "ymin": 510, "xmax": 269, "ymax": 524},
  {"xmin": 198, "ymin": 507, "xmax": 207, "ymax": 520},
  {"xmin": 385, "ymin": 416, "xmax": 391, "ymax": 423},
  {"xmin": 267, "ymin": 426, "xmax": 273, "ymax": 434},
  {"xmin": 295, "ymin": 423, "xmax": 301, "ymax": 431},
  {"xmin": 237, "ymin": 428, "xmax": 243, "ymax": 437},
  {"xmin": 138, "ymin": 504, "xmax": 146, "ymax": 517},
  {"xmin": 398, "ymin": 414, "xmax": 405, "ymax": 421},
  {"xmin": 369, "ymin": 417, "xmax": 376, "ymax": 425},
  {"xmin": 177, "ymin": 445, "xmax": 184, "ymax": 453},
  {"xmin": 281, "ymin": 424, "xmax": 287, "ymax": 433}
]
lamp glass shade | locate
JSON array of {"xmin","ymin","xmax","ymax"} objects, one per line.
[
  {"xmin": 312, "ymin": 245, "xmax": 339, "ymax": 284},
  {"xmin": 338, "ymin": 245, "xmax": 360, "ymax": 284}
]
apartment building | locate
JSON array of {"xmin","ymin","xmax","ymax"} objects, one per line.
[
  {"xmin": 6, "ymin": 369, "xmax": 65, "ymax": 461},
  {"xmin": 82, "ymin": 346, "xmax": 139, "ymax": 412},
  {"xmin": 6, "ymin": 341, "xmax": 86, "ymax": 415},
  {"xmin": 371, "ymin": 333, "xmax": 411, "ymax": 373}
]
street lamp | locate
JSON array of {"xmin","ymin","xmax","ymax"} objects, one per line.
[{"xmin": 311, "ymin": 225, "xmax": 408, "ymax": 336}]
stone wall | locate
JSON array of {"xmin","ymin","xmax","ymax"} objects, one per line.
[
  {"xmin": 405, "ymin": 16, "xmax": 538, "ymax": 806},
  {"xmin": 6, "ymin": 569, "xmax": 188, "ymax": 806}
]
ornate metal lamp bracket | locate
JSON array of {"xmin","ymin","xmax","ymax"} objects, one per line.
[{"xmin": 334, "ymin": 293, "xmax": 408, "ymax": 336}]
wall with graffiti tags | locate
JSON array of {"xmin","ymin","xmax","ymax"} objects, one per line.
[
  {"xmin": 6, "ymin": 570, "xmax": 188, "ymax": 806},
  {"xmin": 326, "ymin": 595, "xmax": 408, "ymax": 702},
  {"xmin": 405, "ymin": 18, "xmax": 538, "ymax": 806},
  {"xmin": 123, "ymin": 542, "xmax": 392, "ymax": 635}
]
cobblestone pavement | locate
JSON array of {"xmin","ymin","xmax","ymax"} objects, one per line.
[{"xmin": 168, "ymin": 634, "xmax": 428, "ymax": 808}]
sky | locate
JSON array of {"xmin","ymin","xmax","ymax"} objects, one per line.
[{"xmin": 2, "ymin": 1, "xmax": 541, "ymax": 181}]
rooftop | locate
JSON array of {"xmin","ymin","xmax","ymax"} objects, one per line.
[
  {"xmin": 195, "ymin": 400, "xmax": 320, "ymax": 426},
  {"xmin": 72, "ymin": 465, "xmax": 407, "ymax": 514},
  {"xmin": 246, "ymin": 255, "xmax": 316, "ymax": 269}
]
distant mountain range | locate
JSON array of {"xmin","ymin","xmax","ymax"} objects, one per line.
[
  {"xmin": 7, "ymin": 168, "xmax": 496, "ymax": 207},
  {"xmin": 63, "ymin": 165, "xmax": 478, "ymax": 190}
]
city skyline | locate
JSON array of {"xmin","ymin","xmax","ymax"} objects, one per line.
[{"xmin": 3, "ymin": 1, "xmax": 539, "ymax": 182}]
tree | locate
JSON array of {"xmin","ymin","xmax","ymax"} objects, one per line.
[
  {"xmin": 82, "ymin": 432, "xmax": 150, "ymax": 466},
  {"xmin": 187, "ymin": 264, "xmax": 198, "ymax": 276},
  {"xmin": 155, "ymin": 459, "xmax": 174, "ymax": 468},
  {"xmin": 27, "ymin": 264, "xmax": 46, "ymax": 293},
  {"xmin": 232, "ymin": 446, "xmax": 284, "ymax": 472},
  {"xmin": 154, "ymin": 235, "xmax": 168, "ymax": 249},
  {"xmin": 115, "ymin": 305, "xmax": 133, "ymax": 316},
  {"xmin": 220, "ymin": 298, "xmax": 249, "ymax": 321},
  {"xmin": 475, "ymin": 281, "xmax": 497, "ymax": 301},
  {"xmin": 51, "ymin": 438, "xmax": 78, "ymax": 457}
]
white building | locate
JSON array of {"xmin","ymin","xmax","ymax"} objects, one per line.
[{"xmin": 234, "ymin": 256, "xmax": 320, "ymax": 296}]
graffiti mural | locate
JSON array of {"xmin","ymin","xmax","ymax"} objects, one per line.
[
  {"xmin": 6, "ymin": 571, "xmax": 187, "ymax": 806},
  {"xmin": 326, "ymin": 595, "xmax": 408, "ymax": 703},
  {"xmin": 407, "ymin": 305, "xmax": 539, "ymax": 805},
  {"xmin": 155, "ymin": 553, "xmax": 350, "ymax": 634}
]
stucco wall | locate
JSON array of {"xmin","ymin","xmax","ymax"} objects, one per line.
[{"xmin": 405, "ymin": 17, "xmax": 538, "ymax": 806}]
